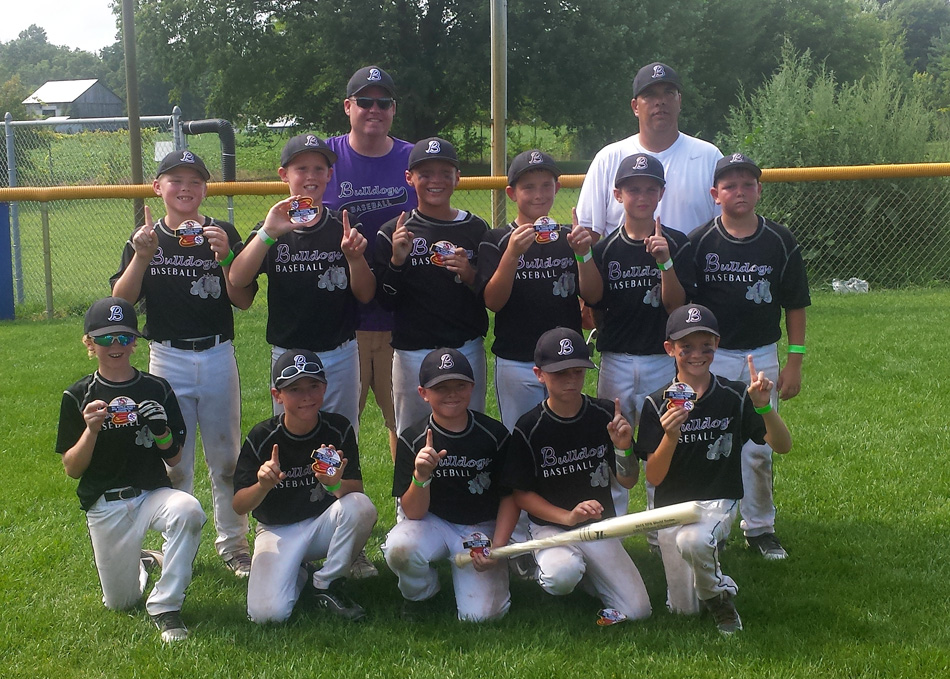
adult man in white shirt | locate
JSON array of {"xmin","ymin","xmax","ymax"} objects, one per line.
[{"xmin": 577, "ymin": 62, "xmax": 723, "ymax": 239}]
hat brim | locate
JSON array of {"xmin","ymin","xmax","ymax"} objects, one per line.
[
  {"xmin": 88, "ymin": 325, "xmax": 141, "ymax": 338},
  {"xmin": 714, "ymin": 162, "xmax": 761, "ymax": 183},
  {"xmin": 668, "ymin": 326, "xmax": 720, "ymax": 341},
  {"xmin": 408, "ymin": 156, "xmax": 459, "ymax": 171},
  {"xmin": 281, "ymin": 148, "xmax": 338, "ymax": 168},
  {"xmin": 274, "ymin": 372, "xmax": 327, "ymax": 390},
  {"xmin": 537, "ymin": 358, "xmax": 596, "ymax": 372},
  {"xmin": 157, "ymin": 162, "xmax": 210, "ymax": 181},
  {"xmin": 421, "ymin": 373, "xmax": 475, "ymax": 389}
]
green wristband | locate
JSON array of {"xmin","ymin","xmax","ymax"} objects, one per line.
[
  {"xmin": 656, "ymin": 258, "xmax": 674, "ymax": 271},
  {"xmin": 788, "ymin": 345, "xmax": 806, "ymax": 354},
  {"xmin": 614, "ymin": 447, "xmax": 632, "ymax": 457},
  {"xmin": 574, "ymin": 250, "xmax": 592, "ymax": 263},
  {"xmin": 258, "ymin": 229, "xmax": 276, "ymax": 246},
  {"xmin": 154, "ymin": 430, "xmax": 173, "ymax": 446},
  {"xmin": 754, "ymin": 403, "xmax": 773, "ymax": 415},
  {"xmin": 411, "ymin": 474, "xmax": 432, "ymax": 488},
  {"xmin": 323, "ymin": 481, "xmax": 342, "ymax": 493},
  {"xmin": 220, "ymin": 250, "xmax": 235, "ymax": 267}
]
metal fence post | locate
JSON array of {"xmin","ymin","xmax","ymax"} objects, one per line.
[
  {"xmin": 4, "ymin": 112, "xmax": 24, "ymax": 304},
  {"xmin": 0, "ymin": 201, "xmax": 13, "ymax": 319},
  {"xmin": 172, "ymin": 106, "xmax": 183, "ymax": 151},
  {"xmin": 40, "ymin": 203, "xmax": 53, "ymax": 318}
]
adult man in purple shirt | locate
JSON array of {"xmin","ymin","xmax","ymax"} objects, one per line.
[{"xmin": 324, "ymin": 65, "xmax": 416, "ymax": 462}]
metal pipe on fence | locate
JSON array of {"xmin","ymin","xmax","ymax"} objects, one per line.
[
  {"xmin": 4, "ymin": 112, "xmax": 24, "ymax": 304},
  {"xmin": 181, "ymin": 118, "xmax": 236, "ymax": 223},
  {"xmin": 40, "ymin": 203, "xmax": 53, "ymax": 319},
  {"xmin": 490, "ymin": 0, "xmax": 508, "ymax": 230}
]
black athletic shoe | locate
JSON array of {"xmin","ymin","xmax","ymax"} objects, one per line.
[
  {"xmin": 746, "ymin": 532, "xmax": 788, "ymax": 560},
  {"xmin": 314, "ymin": 579, "xmax": 366, "ymax": 622},
  {"xmin": 151, "ymin": 610, "xmax": 188, "ymax": 643},
  {"xmin": 400, "ymin": 598, "xmax": 433, "ymax": 623},
  {"xmin": 702, "ymin": 593, "xmax": 742, "ymax": 636}
]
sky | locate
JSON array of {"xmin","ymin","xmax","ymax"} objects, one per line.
[{"xmin": 1, "ymin": 0, "xmax": 119, "ymax": 54}]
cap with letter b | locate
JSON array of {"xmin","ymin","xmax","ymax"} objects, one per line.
[
  {"xmin": 632, "ymin": 62, "xmax": 682, "ymax": 98},
  {"xmin": 84, "ymin": 297, "xmax": 141, "ymax": 338},
  {"xmin": 507, "ymin": 149, "xmax": 561, "ymax": 186},
  {"xmin": 280, "ymin": 133, "xmax": 338, "ymax": 168},
  {"xmin": 534, "ymin": 327, "xmax": 596, "ymax": 372},
  {"xmin": 714, "ymin": 152, "xmax": 762, "ymax": 184},
  {"xmin": 615, "ymin": 153, "xmax": 665, "ymax": 188},
  {"xmin": 273, "ymin": 348, "xmax": 327, "ymax": 389},
  {"xmin": 156, "ymin": 150, "xmax": 210, "ymax": 180},
  {"xmin": 419, "ymin": 348, "xmax": 475, "ymax": 388},
  {"xmin": 346, "ymin": 65, "xmax": 396, "ymax": 98},
  {"xmin": 666, "ymin": 304, "xmax": 720, "ymax": 340},
  {"xmin": 408, "ymin": 137, "xmax": 459, "ymax": 170}
]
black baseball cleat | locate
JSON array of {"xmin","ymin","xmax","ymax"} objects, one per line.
[
  {"xmin": 702, "ymin": 593, "xmax": 742, "ymax": 636},
  {"xmin": 314, "ymin": 579, "xmax": 366, "ymax": 622},
  {"xmin": 151, "ymin": 610, "xmax": 189, "ymax": 643},
  {"xmin": 746, "ymin": 532, "xmax": 788, "ymax": 560}
]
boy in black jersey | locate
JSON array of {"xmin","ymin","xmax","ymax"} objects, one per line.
[
  {"xmin": 229, "ymin": 134, "xmax": 374, "ymax": 435},
  {"xmin": 375, "ymin": 138, "xmax": 491, "ymax": 437},
  {"xmin": 382, "ymin": 348, "xmax": 514, "ymax": 621},
  {"xmin": 687, "ymin": 153, "xmax": 809, "ymax": 560},
  {"xmin": 500, "ymin": 328, "xmax": 651, "ymax": 624},
  {"xmin": 637, "ymin": 304, "xmax": 791, "ymax": 634},
  {"xmin": 477, "ymin": 149, "xmax": 597, "ymax": 429},
  {"xmin": 584, "ymin": 153, "xmax": 694, "ymax": 522},
  {"xmin": 233, "ymin": 349, "xmax": 377, "ymax": 624},
  {"xmin": 56, "ymin": 297, "xmax": 205, "ymax": 643},
  {"xmin": 111, "ymin": 150, "xmax": 254, "ymax": 578}
]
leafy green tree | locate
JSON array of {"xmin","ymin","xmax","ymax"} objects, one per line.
[
  {"xmin": 880, "ymin": 0, "xmax": 950, "ymax": 72},
  {"xmin": 0, "ymin": 25, "xmax": 113, "ymax": 91}
]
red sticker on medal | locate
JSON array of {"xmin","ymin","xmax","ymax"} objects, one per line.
[
  {"xmin": 664, "ymin": 382, "xmax": 697, "ymax": 411},
  {"xmin": 533, "ymin": 216, "xmax": 559, "ymax": 243},
  {"xmin": 462, "ymin": 532, "xmax": 492, "ymax": 559},
  {"xmin": 106, "ymin": 396, "xmax": 138, "ymax": 425},
  {"xmin": 596, "ymin": 608, "xmax": 628, "ymax": 626},
  {"xmin": 176, "ymin": 220, "xmax": 204, "ymax": 247},
  {"xmin": 429, "ymin": 240, "xmax": 456, "ymax": 267},
  {"xmin": 311, "ymin": 446, "xmax": 342, "ymax": 477},
  {"xmin": 289, "ymin": 197, "xmax": 318, "ymax": 224}
]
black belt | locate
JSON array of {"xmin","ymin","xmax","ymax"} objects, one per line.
[
  {"xmin": 104, "ymin": 487, "xmax": 142, "ymax": 501},
  {"xmin": 163, "ymin": 335, "xmax": 223, "ymax": 351}
]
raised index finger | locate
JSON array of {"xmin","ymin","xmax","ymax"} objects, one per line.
[
  {"xmin": 342, "ymin": 209, "xmax": 351, "ymax": 235},
  {"xmin": 396, "ymin": 211, "xmax": 407, "ymax": 230},
  {"xmin": 425, "ymin": 428, "xmax": 433, "ymax": 449},
  {"xmin": 614, "ymin": 397, "xmax": 622, "ymax": 419},
  {"xmin": 655, "ymin": 216, "xmax": 662, "ymax": 238},
  {"xmin": 571, "ymin": 206, "xmax": 579, "ymax": 228},
  {"xmin": 143, "ymin": 205, "xmax": 154, "ymax": 231},
  {"xmin": 271, "ymin": 444, "xmax": 280, "ymax": 465},
  {"xmin": 747, "ymin": 354, "xmax": 757, "ymax": 381}
]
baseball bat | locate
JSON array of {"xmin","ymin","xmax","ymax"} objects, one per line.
[{"xmin": 453, "ymin": 500, "xmax": 703, "ymax": 567}]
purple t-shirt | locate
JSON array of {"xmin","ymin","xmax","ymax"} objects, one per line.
[{"xmin": 324, "ymin": 135, "xmax": 416, "ymax": 331}]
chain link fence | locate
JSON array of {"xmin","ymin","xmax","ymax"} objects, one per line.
[{"xmin": 3, "ymin": 123, "xmax": 950, "ymax": 317}]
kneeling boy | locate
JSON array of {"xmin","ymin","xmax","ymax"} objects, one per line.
[
  {"xmin": 233, "ymin": 349, "xmax": 377, "ymax": 624},
  {"xmin": 56, "ymin": 297, "xmax": 205, "ymax": 643},
  {"xmin": 500, "ymin": 327, "xmax": 651, "ymax": 624},
  {"xmin": 383, "ymin": 348, "xmax": 514, "ymax": 622},
  {"xmin": 637, "ymin": 304, "xmax": 792, "ymax": 635}
]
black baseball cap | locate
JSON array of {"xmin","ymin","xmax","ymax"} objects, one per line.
[
  {"xmin": 280, "ymin": 133, "xmax": 338, "ymax": 168},
  {"xmin": 346, "ymin": 65, "xmax": 396, "ymax": 98},
  {"xmin": 666, "ymin": 304, "xmax": 720, "ymax": 341},
  {"xmin": 615, "ymin": 153, "xmax": 665, "ymax": 188},
  {"xmin": 534, "ymin": 327, "xmax": 596, "ymax": 372},
  {"xmin": 507, "ymin": 149, "xmax": 561, "ymax": 186},
  {"xmin": 84, "ymin": 297, "xmax": 140, "ymax": 338},
  {"xmin": 273, "ymin": 349, "xmax": 327, "ymax": 389},
  {"xmin": 419, "ymin": 348, "xmax": 475, "ymax": 388},
  {"xmin": 632, "ymin": 62, "xmax": 682, "ymax": 98},
  {"xmin": 408, "ymin": 137, "xmax": 459, "ymax": 170},
  {"xmin": 156, "ymin": 150, "xmax": 210, "ymax": 180},
  {"xmin": 714, "ymin": 152, "xmax": 762, "ymax": 183}
]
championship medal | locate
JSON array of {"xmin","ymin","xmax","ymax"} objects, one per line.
[
  {"xmin": 596, "ymin": 608, "xmax": 628, "ymax": 626},
  {"xmin": 176, "ymin": 220, "xmax": 205, "ymax": 247},
  {"xmin": 533, "ymin": 216, "xmax": 559, "ymax": 243},
  {"xmin": 311, "ymin": 446, "xmax": 342, "ymax": 477},
  {"xmin": 106, "ymin": 396, "xmax": 138, "ymax": 425},
  {"xmin": 289, "ymin": 197, "xmax": 318, "ymax": 224},
  {"xmin": 664, "ymin": 382, "xmax": 697, "ymax": 411},
  {"xmin": 462, "ymin": 532, "xmax": 492, "ymax": 559}
]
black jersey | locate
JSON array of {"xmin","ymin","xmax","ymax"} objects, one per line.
[
  {"xmin": 503, "ymin": 396, "xmax": 617, "ymax": 528},
  {"xmin": 110, "ymin": 217, "xmax": 246, "ymax": 341},
  {"xmin": 636, "ymin": 374, "xmax": 766, "ymax": 507},
  {"xmin": 248, "ymin": 208, "xmax": 361, "ymax": 351},
  {"xmin": 375, "ymin": 209, "xmax": 490, "ymax": 350},
  {"xmin": 688, "ymin": 216, "xmax": 811, "ymax": 350},
  {"xmin": 234, "ymin": 412, "xmax": 362, "ymax": 526},
  {"xmin": 591, "ymin": 224, "xmax": 694, "ymax": 355},
  {"xmin": 477, "ymin": 221, "xmax": 583, "ymax": 362},
  {"xmin": 56, "ymin": 370, "xmax": 187, "ymax": 511},
  {"xmin": 393, "ymin": 411, "xmax": 509, "ymax": 525}
]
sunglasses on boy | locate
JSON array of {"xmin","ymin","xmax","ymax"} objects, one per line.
[
  {"xmin": 279, "ymin": 362, "xmax": 324, "ymax": 379},
  {"xmin": 350, "ymin": 96, "xmax": 395, "ymax": 110},
  {"xmin": 92, "ymin": 334, "xmax": 136, "ymax": 346}
]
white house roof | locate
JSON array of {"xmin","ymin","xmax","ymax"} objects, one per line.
[{"xmin": 23, "ymin": 79, "xmax": 100, "ymax": 105}]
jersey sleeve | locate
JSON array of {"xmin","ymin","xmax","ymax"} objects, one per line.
[
  {"xmin": 475, "ymin": 228, "xmax": 505, "ymax": 296},
  {"xmin": 233, "ymin": 432, "xmax": 265, "ymax": 496},
  {"xmin": 374, "ymin": 219, "xmax": 404, "ymax": 311},
  {"xmin": 777, "ymin": 237, "xmax": 811, "ymax": 310},
  {"xmin": 740, "ymin": 392, "xmax": 768, "ymax": 446},
  {"xmin": 391, "ymin": 431, "xmax": 418, "ymax": 498},
  {"xmin": 338, "ymin": 420, "xmax": 362, "ymax": 481},
  {"xmin": 634, "ymin": 393, "xmax": 666, "ymax": 461},
  {"xmin": 55, "ymin": 388, "xmax": 85, "ymax": 455},
  {"xmin": 499, "ymin": 427, "xmax": 537, "ymax": 492},
  {"xmin": 588, "ymin": 237, "xmax": 610, "ymax": 310},
  {"xmin": 669, "ymin": 230, "xmax": 697, "ymax": 294}
]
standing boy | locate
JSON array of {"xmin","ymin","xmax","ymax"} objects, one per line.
[
  {"xmin": 382, "ymin": 348, "xmax": 514, "ymax": 622},
  {"xmin": 233, "ymin": 349, "xmax": 378, "ymax": 624},
  {"xmin": 477, "ymin": 149, "xmax": 597, "ymax": 429},
  {"xmin": 637, "ymin": 304, "xmax": 792, "ymax": 634},
  {"xmin": 500, "ymin": 327, "xmax": 651, "ymax": 624},
  {"xmin": 584, "ymin": 153, "xmax": 693, "ymax": 519},
  {"xmin": 56, "ymin": 297, "xmax": 206, "ymax": 643},
  {"xmin": 111, "ymin": 150, "xmax": 253, "ymax": 577},
  {"xmin": 228, "ymin": 133, "xmax": 374, "ymax": 433},
  {"xmin": 687, "ymin": 153, "xmax": 810, "ymax": 559},
  {"xmin": 375, "ymin": 137, "xmax": 491, "ymax": 435},
  {"xmin": 324, "ymin": 65, "xmax": 417, "ymax": 460}
]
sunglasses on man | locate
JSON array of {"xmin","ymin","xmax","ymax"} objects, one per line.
[{"xmin": 351, "ymin": 97, "xmax": 394, "ymax": 110}]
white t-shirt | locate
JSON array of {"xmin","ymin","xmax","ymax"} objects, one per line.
[{"xmin": 576, "ymin": 132, "xmax": 723, "ymax": 236}]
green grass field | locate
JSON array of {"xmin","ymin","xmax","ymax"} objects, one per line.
[{"xmin": 1, "ymin": 289, "xmax": 948, "ymax": 677}]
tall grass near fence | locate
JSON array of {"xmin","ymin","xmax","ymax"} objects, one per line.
[{"xmin": 1, "ymin": 290, "xmax": 948, "ymax": 678}]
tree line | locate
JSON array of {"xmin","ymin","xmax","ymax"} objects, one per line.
[{"xmin": 3, "ymin": 0, "xmax": 950, "ymax": 157}]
